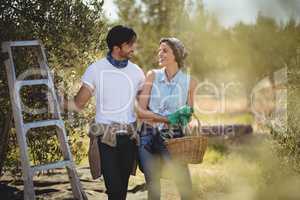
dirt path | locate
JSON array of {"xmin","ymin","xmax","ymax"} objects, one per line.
[{"xmin": 0, "ymin": 165, "xmax": 184, "ymax": 200}]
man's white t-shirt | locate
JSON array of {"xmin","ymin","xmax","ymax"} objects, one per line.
[{"xmin": 81, "ymin": 58, "xmax": 145, "ymax": 124}]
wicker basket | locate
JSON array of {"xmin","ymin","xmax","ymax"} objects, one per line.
[{"xmin": 164, "ymin": 115, "xmax": 208, "ymax": 164}]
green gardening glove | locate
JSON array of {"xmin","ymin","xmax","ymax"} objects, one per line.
[
  {"xmin": 179, "ymin": 113, "xmax": 192, "ymax": 126},
  {"xmin": 178, "ymin": 105, "xmax": 193, "ymax": 116},
  {"xmin": 178, "ymin": 105, "xmax": 193, "ymax": 126},
  {"xmin": 167, "ymin": 111, "xmax": 181, "ymax": 125},
  {"xmin": 167, "ymin": 105, "xmax": 193, "ymax": 125}
]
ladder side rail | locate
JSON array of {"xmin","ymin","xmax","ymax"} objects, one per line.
[{"xmin": 2, "ymin": 43, "xmax": 36, "ymax": 200}]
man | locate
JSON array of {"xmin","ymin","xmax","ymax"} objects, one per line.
[{"xmin": 64, "ymin": 25, "xmax": 145, "ymax": 200}]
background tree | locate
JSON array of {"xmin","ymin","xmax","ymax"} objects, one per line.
[
  {"xmin": 115, "ymin": 0, "xmax": 188, "ymax": 70},
  {"xmin": 0, "ymin": 0, "xmax": 107, "ymax": 175},
  {"xmin": 114, "ymin": 0, "xmax": 300, "ymax": 170}
]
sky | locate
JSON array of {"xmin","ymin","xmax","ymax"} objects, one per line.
[
  {"xmin": 102, "ymin": 0, "xmax": 300, "ymax": 27},
  {"xmin": 103, "ymin": 0, "xmax": 118, "ymax": 21},
  {"xmin": 202, "ymin": 0, "xmax": 300, "ymax": 27}
]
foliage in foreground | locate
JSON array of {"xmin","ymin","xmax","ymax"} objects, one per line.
[{"xmin": 0, "ymin": 0, "xmax": 107, "ymax": 175}]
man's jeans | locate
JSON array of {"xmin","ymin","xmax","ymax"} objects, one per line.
[
  {"xmin": 99, "ymin": 135, "xmax": 136, "ymax": 200},
  {"xmin": 138, "ymin": 124, "xmax": 193, "ymax": 200}
]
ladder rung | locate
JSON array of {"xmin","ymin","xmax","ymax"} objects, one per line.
[
  {"xmin": 24, "ymin": 120, "xmax": 63, "ymax": 132},
  {"xmin": 32, "ymin": 160, "xmax": 72, "ymax": 173},
  {"xmin": 15, "ymin": 79, "xmax": 49, "ymax": 90},
  {"xmin": 5, "ymin": 40, "xmax": 40, "ymax": 47}
]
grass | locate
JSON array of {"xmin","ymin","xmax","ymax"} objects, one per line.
[
  {"xmin": 79, "ymin": 112, "xmax": 300, "ymax": 199},
  {"xmin": 126, "ymin": 134, "xmax": 300, "ymax": 199},
  {"xmin": 77, "ymin": 134, "xmax": 300, "ymax": 200},
  {"xmin": 196, "ymin": 112, "xmax": 254, "ymax": 125},
  {"xmin": 189, "ymin": 136, "xmax": 300, "ymax": 200}
]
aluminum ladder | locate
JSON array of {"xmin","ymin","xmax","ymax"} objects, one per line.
[{"xmin": 2, "ymin": 40, "xmax": 87, "ymax": 200}]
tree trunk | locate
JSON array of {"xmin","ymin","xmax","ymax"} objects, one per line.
[{"xmin": 0, "ymin": 109, "xmax": 12, "ymax": 176}]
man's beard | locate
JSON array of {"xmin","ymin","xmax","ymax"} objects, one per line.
[{"xmin": 121, "ymin": 51, "xmax": 134, "ymax": 60}]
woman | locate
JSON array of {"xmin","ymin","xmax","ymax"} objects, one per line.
[{"xmin": 137, "ymin": 37, "xmax": 197, "ymax": 200}]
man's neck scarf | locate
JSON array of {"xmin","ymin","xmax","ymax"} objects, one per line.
[{"xmin": 106, "ymin": 52, "xmax": 128, "ymax": 69}]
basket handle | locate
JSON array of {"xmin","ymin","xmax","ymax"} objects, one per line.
[
  {"xmin": 183, "ymin": 113, "xmax": 202, "ymax": 136},
  {"xmin": 192, "ymin": 113, "xmax": 202, "ymax": 136}
]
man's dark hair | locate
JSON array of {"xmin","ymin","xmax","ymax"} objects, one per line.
[{"xmin": 106, "ymin": 25, "xmax": 137, "ymax": 52}]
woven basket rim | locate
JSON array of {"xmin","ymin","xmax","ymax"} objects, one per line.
[{"xmin": 165, "ymin": 135, "xmax": 207, "ymax": 144}]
